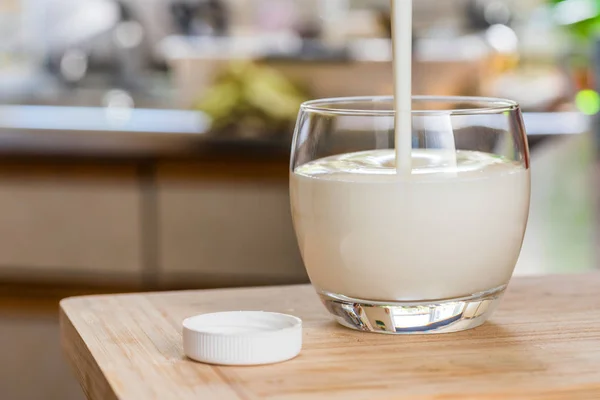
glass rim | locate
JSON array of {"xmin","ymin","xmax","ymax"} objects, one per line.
[{"xmin": 300, "ymin": 95, "xmax": 519, "ymax": 116}]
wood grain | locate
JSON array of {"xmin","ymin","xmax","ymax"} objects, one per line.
[{"xmin": 60, "ymin": 274, "xmax": 600, "ymax": 399}]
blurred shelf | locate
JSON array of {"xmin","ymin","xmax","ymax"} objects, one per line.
[
  {"xmin": 0, "ymin": 105, "xmax": 588, "ymax": 159},
  {"xmin": 524, "ymin": 112, "xmax": 589, "ymax": 136},
  {"xmin": 0, "ymin": 105, "xmax": 291, "ymax": 160}
]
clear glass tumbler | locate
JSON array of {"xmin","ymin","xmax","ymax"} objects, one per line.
[{"xmin": 290, "ymin": 96, "xmax": 530, "ymax": 334}]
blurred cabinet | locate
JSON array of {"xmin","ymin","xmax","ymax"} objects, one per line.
[
  {"xmin": 0, "ymin": 163, "xmax": 142, "ymax": 283},
  {"xmin": 0, "ymin": 158, "xmax": 307, "ymax": 289},
  {"xmin": 156, "ymin": 161, "xmax": 306, "ymax": 287}
]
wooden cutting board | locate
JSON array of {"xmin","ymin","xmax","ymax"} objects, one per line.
[{"xmin": 60, "ymin": 274, "xmax": 600, "ymax": 399}]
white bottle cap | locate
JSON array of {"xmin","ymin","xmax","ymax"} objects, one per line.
[{"xmin": 183, "ymin": 311, "xmax": 302, "ymax": 366}]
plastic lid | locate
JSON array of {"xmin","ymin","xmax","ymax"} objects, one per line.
[{"xmin": 182, "ymin": 311, "xmax": 302, "ymax": 366}]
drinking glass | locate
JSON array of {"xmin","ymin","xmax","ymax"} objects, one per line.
[{"xmin": 290, "ymin": 96, "xmax": 530, "ymax": 334}]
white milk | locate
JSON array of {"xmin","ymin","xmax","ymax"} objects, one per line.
[
  {"xmin": 291, "ymin": 149, "xmax": 530, "ymax": 301},
  {"xmin": 390, "ymin": 0, "xmax": 413, "ymax": 175}
]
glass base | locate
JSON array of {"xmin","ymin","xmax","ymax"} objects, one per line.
[{"xmin": 319, "ymin": 285, "xmax": 506, "ymax": 334}]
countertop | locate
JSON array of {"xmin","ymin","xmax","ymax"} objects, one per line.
[
  {"xmin": 0, "ymin": 105, "xmax": 291, "ymax": 160},
  {"xmin": 0, "ymin": 105, "xmax": 589, "ymax": 159},
  {"xmin": 61, "ymin": 273, "xmax": 600, "ymax": 399}
]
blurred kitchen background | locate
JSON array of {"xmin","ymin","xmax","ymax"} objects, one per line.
[{"xmin": 0, "ymin": 0, "xmax": 598, "ymax": 398}]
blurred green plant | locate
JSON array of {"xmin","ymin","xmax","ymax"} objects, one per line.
[
  {"xmin": 548, "ymin": 0, "xmax": 600, "ymax": 111},
  {"xmin": 548, "ymin": 0, "xmax": 600, "ymax": 42},
  {"xmin": 194, "ymin": 61, "xmax": 309, "ymax": 138}
]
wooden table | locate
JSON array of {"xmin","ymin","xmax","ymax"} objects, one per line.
[{"xmin": 60, "ymin": 274, "xmax": 600, "ymax": 399}]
